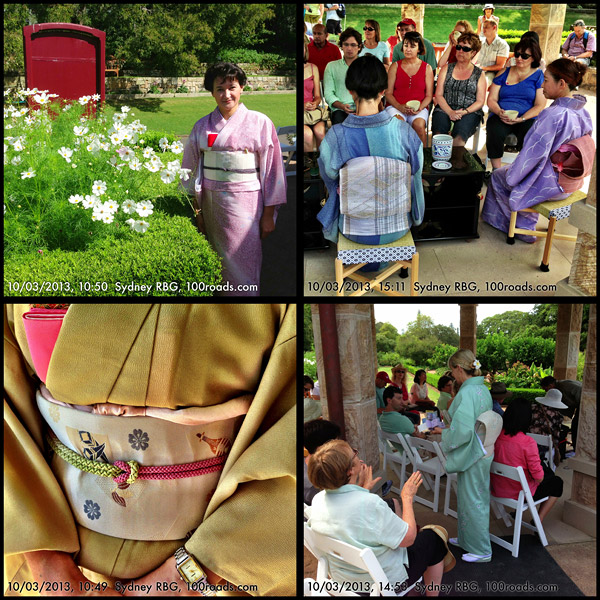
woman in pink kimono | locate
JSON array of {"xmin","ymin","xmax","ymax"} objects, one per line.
[{"xmin": 181, "ymin": 62, "xmax": 287, "ymax": 296}]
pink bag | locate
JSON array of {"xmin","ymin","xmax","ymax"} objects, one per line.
[{"xmin": 22, "ymin": 308, "xmax": 68, "ymax": 383}]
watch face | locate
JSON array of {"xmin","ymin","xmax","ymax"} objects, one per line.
[{"xmin": 180, "ymin": 558, "xmax": 205, "ymax": 583}]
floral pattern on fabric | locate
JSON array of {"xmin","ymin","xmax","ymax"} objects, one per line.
[
  {"xmin": 196, "ymin": 432, "xmax": 232, "ymax": 456},
  {"xmin": 128, "ymin": 429, "xmax": 149, "ymax": 451},
  {"xmin": 48, "ymin": 404, "xmax": 61, "ymax": 423},
  {"xmin": 83, "ymin": 500, "xmax": 101, "ymax": 520}
]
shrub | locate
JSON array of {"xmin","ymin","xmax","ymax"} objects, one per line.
[
  {"xmin": 503, "ymin": 389, "xmax": 545, "ymax": 404},
  {"xmin": 217, "ymin": 49, "xmax": 294, "ymax": 72},
  {"xmin": 141, "ymin": 130, "xmax": 179, "ymax": 153},
  {"xmin": 304, "ymin": 351, "xmax": 318, "ymax": 380},
  {"xmin": 5, "ymin": 214, "xmax": 222, "ymax": 297},
  {"xmin": 377, "ymin": 351, "xmax": 402, "ymax": 368},
  {"xmin": 427, "ymin": 343, "xmax": 458, "ymax": 371}
]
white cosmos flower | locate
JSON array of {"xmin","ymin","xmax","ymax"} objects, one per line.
[
  {"xmin": 136, "ymin": 200, "xmax": 154, "ymax": 217},
  {"xmin": 166, "ymin": 160, "xmax": 181, "ymax": 172},
  {"xmin": 73, "ymin": 125, "xmax": 89, "ymax": 136},
  {"xmin": 133, "ymin": 220, "xmax": 149, "ymax": 233},
  {"xmin": 128, "ymin": 157, "xmax": 142, "ymax": 171},
  {"xmin": 103, "ymin": 199, "xmax": 119, "ymax": 213},
  {"xmin": 91, "ymin": 213, "xmax": 101, "ymax": 221},
  {"xmin": 92, "ymin": 180, "xmax": 107, "ymax": 195},
  {"xmin": 13, "ymin": 139, "xmax": 24, "ymax": 152},
  {"xmin": 58, "ymin": 147, "xmax": 74, "ymax": 162},
  {"xmin": 113, "ymin": 112, "xmax": 127, "ymax": 123},
  {"xmin": 159, "ymin": 137, "xmax": 170, "ymax": 151},
  {"xmin": 121, "ymin": 199, "xmax": 137, "ymax": 214},
  {"xmin": 24, "ymin": 116, "xmax": 35, "ymax": 125},
  {"xmin": 110, "ymin": 132, "xmax": 122, "ymax": 145},
  {"xmin": 179, "ymin": 168, "xmax": 192, "ymax": 181},
  {"xmin": 33, "ymin": 92, "xmax": 50, "ymax": 105},
  {"xmin": 68, "ymin": 194, "xmax": 84, "ymax": 204},
  {"xmin": 100, "ymin": 142, "xmax": 111, "ymax": 151},
  {"xmin": 11, "ymin": 155, "xmax": 22, "ymax": 165},
  {"xmin": 82, "ymin": 195, "xmax": 100, "ymax": 208},
  {"xmin": 160, "ymin": 169, "xmax": 176, "ymax": 184},
  {"xmin": 118, "ymin": 146, "xmax": 135, "ymax": 161},
  {"xmin": 144, "ymin": 162, "xmax": 160, "ymax": 173},
  {"xmin": 142, "ymin": 147, "xmax": 155, "ymax": 158},
  {"xmin": 121, "ymin": 106, "xmax": 131, "ymax": 113},
  {"xmin": 101, "ymin": 212, "xmax": 115, "ymax": 224},
  {"xmin": 21, "ymin": 169, "xmax": 36, "ymax": 179},
  {"xmin": 92, "ymin": 93, "xmax": 101, "ymax": 101},
  {"xmin": 87, "ymin": 140, "xmax": 101, "ymax": 155},
  {"xmin": 78, "ymin": 95, "xmax": 92, "ymax": 105},
  {"xmin": 170, "ymin": 141, "xmax": 184, "ymax": 154}
]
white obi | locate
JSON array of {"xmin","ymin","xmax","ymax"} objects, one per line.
[
  {"xmin": 37, "ymin": 388, "xmax": 247, "ymax": 541},
  {"xmin": 203, "ymin": 150, "xmax": 259, "ymax": 183}
]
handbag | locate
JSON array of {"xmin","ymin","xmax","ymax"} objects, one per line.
[{"xmin": 304, "ymin": 106, "xmax": 327, "ymax": 126}]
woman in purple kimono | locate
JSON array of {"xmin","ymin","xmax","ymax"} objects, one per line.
[
  {"xmin": 181, "ymin": 62, "xmax": 287, "ymax": 295},
  {"xmin": 482, "ymin": 59, "xmax": 593, "ymax": 242}
]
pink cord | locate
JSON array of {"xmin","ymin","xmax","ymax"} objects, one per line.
[{"xmin": 113, "ymin": 454, "xmax": 227, "ymax": 484}]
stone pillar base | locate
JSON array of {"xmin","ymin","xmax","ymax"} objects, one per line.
[
  {"xmin": 562, "ymin": 456, "xmax": 597, "ymax": 538},
  {"xmin": 563, "ymin": 500, "xmax": 596, "ymax": 538}
]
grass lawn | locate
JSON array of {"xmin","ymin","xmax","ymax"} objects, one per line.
[
  {"xmin": 339, "ymin": 5, "xmax": 595, "ymax": 45},
  {"xmin": 105, "ymin": 94, "xmax": 295, "ymax": 136}
]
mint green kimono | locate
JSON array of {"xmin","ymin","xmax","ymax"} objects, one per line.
[{"xmin": 440, "ymin": 377, "xmax": 493, "ymax": 556}]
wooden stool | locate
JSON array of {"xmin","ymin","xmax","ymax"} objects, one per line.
[
  {"xmin": 335, "ymin": 231, "xmax": 419, "ymax": 297},
  {"xmin": 506, "ymin": 190, "xmax": 587, "ymax": 271}
]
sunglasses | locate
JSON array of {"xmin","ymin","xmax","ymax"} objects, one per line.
[
  {"xmin": 363, "ymin": 26, "xmax": 375, "ymax": 31},
  {"xmin": 455, "ymin": 45, "xmax": 473, "ymax": 52},
  {"xmin": 514, "ymin": 51, "xmax": 532, "ymax": 59}
]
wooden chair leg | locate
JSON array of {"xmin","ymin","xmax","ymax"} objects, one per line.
[
  {"xmin": 540, "ymin": 216, "xmax": 557, "ymax": 272},
  {"xmin": 334, "ymin": 258, "xmax": 345, "ymax": 296},
  {"xmin": 507, "ymin": 211, "xmax": 518, "ymax": 245},
  {"xmin": 410, "ymin": 252, "xmax": 419, "ymax": 297}
]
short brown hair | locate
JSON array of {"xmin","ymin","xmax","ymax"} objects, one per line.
[
  {"xmin": 403, "ymin": 31, "xmax": 426, "ymax": 55},
  {"xmin": 457, "ymin": 32, "xmax": 482, "ymax": 54},
  {"xmin": 307, "ymin": 439, "xmax": 352, "ymax": 490}
]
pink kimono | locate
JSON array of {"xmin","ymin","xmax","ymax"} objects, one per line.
[{"xmin": 181, "ymin": 104, "xmax": 287, "ymax": 296}]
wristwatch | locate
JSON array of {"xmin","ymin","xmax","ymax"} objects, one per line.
[{"xmin": 174, "ymin": 547, "xmax": 216, "ymax": 596}]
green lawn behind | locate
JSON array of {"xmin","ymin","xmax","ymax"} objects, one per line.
[
  {"xmin": 341, "ymin": 5, "xmax": 595, "ymax": 45},
  {"xmin": 105, "ymin": 94, "xmax": 295, "ymax": 136}
]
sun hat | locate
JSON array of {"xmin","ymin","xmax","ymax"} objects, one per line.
[
  {"xmin": 376, "ymin": 371, "xmax": 393, "ymax": 385},
  {"xmin": 535, "ymin": 388, "xmax": 568, "ymax": 409},
  {"xmin": 484, "ymin": 4, "xmax": 495, "ymax": 9},
  {"xmin": 420, "ymin": 525, "xmax": 456, "ymax": 572},
  {"xmin": 490, "ymin": 382, "xmax": 512, "ymax": 401}
]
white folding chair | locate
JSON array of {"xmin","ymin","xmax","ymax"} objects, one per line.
[
  {"xmin": 304, "ymin": 522, "xmax": 422, "ymax": 596},
  {"xmin": 489, "ymin": 461, "xmax": 549, "ymax": 557},
  {"xmin": 378, "ymin": 428, "xmax": 419, "ymax": 495},
  {"xmin": 526, "ymin": 432, "xmax": 556, "ymax": 472},
  {"xmin": 405, "ymin": 436, "xmax": 444, "ymax": 512},
  {"xmin": 432, "ymin": 442, "xmax": 458, "ymax": 519}
]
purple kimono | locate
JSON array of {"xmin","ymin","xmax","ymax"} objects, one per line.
[
  {"xmin": 181, "ymin": 104, "xmax": 287, "ymax": 295},
  {"xmin": 482, "ymin": 94, "xmax": 592, "ymax": 242}
]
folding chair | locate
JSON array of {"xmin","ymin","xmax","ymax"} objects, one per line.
[
  {"xmin": 526, "ymin": 432, "xmax": 556, "ymax": 472},
  {"xmin": 506, "ymin": 190, "xmax": 587, "ymax": 272},
  {"xmin": 304, "ymin": 522, "xmax": 422, "ymax": 596},
  {"xmin": 489, "ymin": 461, "xmax": 549, "ymax": 557},
  {"xmin": 276, "ymin": 125, "xmax": 296, "ymax": 177},
  {"xmin": 377, "ymin": 425, "xmax": 414, "ymax": 493},
  {"xmin": 405, "ymin": 436, "xmax": 444, "ymax": 512},
  {"xmin": 432, "ymin": 442, "xmax": 458, "ymax": 519}
]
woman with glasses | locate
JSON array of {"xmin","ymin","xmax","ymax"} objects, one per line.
[
  {"xmin": 391, "ymin": 363, "xmax": 409, "ymax": 400},
  {"xmin": 437, "ymin": 20, "xmax": 475, "ymax": 70},
  {"xmin": 432, "ymin": 33, "xmax": 486, "ymax": 148},
  {"xmin": 359, "ymin": 20, "xmax": 390, "ymax": 70},
  {"xmin": 482, "ymin": 58, "xmax": 593, "ymax": 242},
  {"xmin": 307, "ymin": 440, "xmax": 454, "ymax": 594},
  {"xmin": 386, "ymin": 21, "xmax": 404, "ymax": 63},
  {"xmin": 486, "ymin": 38, "xmax": 546, "ymax": 171},
  {"xmin": 385, "ymin": 31, "xmax": 434, "ymax": 145}
]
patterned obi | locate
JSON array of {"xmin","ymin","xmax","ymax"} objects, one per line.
[
  {"xmin": 203, "ymin": 150, "xmax": 259, "ymax": 183},
  {"xmin": 339, "ymin": 156, "xmax": 412, "ymax": 236},
  {"xmin": 37, "ymin": 386, "xmax": 249, "ymax": 541}
]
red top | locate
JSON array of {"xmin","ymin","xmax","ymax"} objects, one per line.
[
  {"xmin": 386, "ymin": 35, "xmax": 400, "ymax": 62},
  {"xmin": 490, "ymin": 430, "xmax": 545, "ymax": 500},
  {"xmin": 393, "ymin": 59, "xmax": 427, "ymax": 105},
  {"xmin": 307, "ymin": 40, "xmax": 342, "ymax": 80},
  {"xmin": 447, "ymin": 45, "xmax": 458, "ymax": 65}
]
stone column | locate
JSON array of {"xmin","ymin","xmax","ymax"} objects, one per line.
[
  {"xmin": 563, "ymin": 304, "xmax": 596, "ymax": 536},
  {"xmin": 529, "ymin": 4, "xmax": 567, "ymax": 63},
  {"xmin": 402, "ymin": 4, "xmax": 425, "ymax": 36},
  {"xmin": 311, "ymin": 304, "xmax": 380, "ymax": 470},
  {"xmin": 459, "ymin": 304, "xmax": 478, "ymax": 355},
  {"xmin": 556, "ymin": 156, "xmax": 597, "ymax": 297},
  {"xmin": 553, "ymin": 304, "xmax": 583, "ymax": 380}
]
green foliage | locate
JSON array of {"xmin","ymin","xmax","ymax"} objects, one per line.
[
  {"xmin": 140, "ymin": 130, "xmax": 179, "ymax": 153},
  {"xmin": 217, "ymin": 49, "xmax": 294, "ymax": 72},
  {"xmin": 304, "ymin": 304, "xmax": 314, "ymax": 351},
  {"xmin": 503, "ymin": 389, "xmax": 545, "ymax": 404},
  {"xmin": 477, "ymin": 332, "xmax": 517, "ymax": 372},
  {"xmin": 477, "ymin": 310, "xmax": 531, "ymax": 339},
  {"xmin": 304, "ymin": 350, "xmax": 318, "ymax": 380},
  {"xmin": 5, "ymin": 214, "xmax": 222, "ymax": 297},
  {"xmin": 493, "ymin": 361, "xmax": 553, "ymax": 389},
  {"xmin": 377, "ymin": 351, "xmax": 403, "ymax": 369},
  {"xmin": 376, "ymin": 322, "xmax": 400, "ymax": 354},
  {"xmin": 427, "ymin": 344, "xmax": 458, "ymax": 371}
]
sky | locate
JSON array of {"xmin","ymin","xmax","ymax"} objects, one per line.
[{"xmin": 374, "ymin": 304, "xmax": 537, "ymax": 333}]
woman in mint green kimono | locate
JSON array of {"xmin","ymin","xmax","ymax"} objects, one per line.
[{"xmin": 435, "ymin": 349, "xmax": 493, "ymax": 562}]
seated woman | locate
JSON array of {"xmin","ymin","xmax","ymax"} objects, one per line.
[
  {"xmin": 385, "ymin": 31, "xmax": 434, "ymax": 145},
  {"xmin": 437, "ymin": 20, "xmax": 475, "ymax": 70},
  {"xmin": 359, "ymin": 19, "xmax": 391, "ymax": 70},
  {"xmin": 307, "ymin": 439, "xmax": 454, "ymax": 594},
  {"xmin": 482, "ymin": 59, "xmax": 594, "ymax": 242},
  {"xmin": 304, "ymin": 40, "xmax": 326, "ymax": 152},
  {"xmin": 410, "ymin": 369, "xmax": 439, "ymax": 414},
  {"xmin": 492, "ymin": 398, "xmax": 564, "ymax": 523},
  {"xmin": 486, "ymin": 38, "xmax": 546, "ymax": 171},
  {"xmin": 530, "ymin": 389, "xmax": 568, "ymax": 468},
  {"xmin": 317, "ymin": 55, "xmax": 424, "ymax": 246},
  {"xmin": 432, "ymin": 33, "xmax": 486, "ymax": 148}
]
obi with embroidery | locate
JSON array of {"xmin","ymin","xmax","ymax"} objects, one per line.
[
  {"xmin": 37, "ymin": 385, "xmax": 249, "ymax": 541},
  {"xmin": 339, "ymin": 156, "xmax": 412, "ymax": 236},
  {"xmin": 202, "ymin": 150, "xmax": 259, "ymax": 183}
]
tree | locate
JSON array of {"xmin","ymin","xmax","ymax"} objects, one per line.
[
  {"xmin": 375, "ymin": 322, "xmax": 399, "ymax": 353},
  {"xmin": 304, "ymin": 304, "xmax": 314, "ymax": 351},
  {"xmin": 477, "ymin": 310, "xmax": 530, "ymax": 339}
]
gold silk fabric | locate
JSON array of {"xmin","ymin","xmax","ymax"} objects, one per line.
[{"xmin": 4, "ymin": 304, "xmax": 296, "ymax": 595}]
